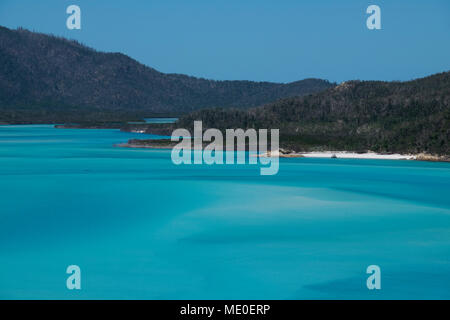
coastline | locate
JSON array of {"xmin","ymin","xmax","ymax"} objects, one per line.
[
  {"xmin": 255, "ymin": 150, "xmax": 414, "ymax": 160},
  {"xmin": 298, "ymin": 151, "xmax": 415, "ymax": 160},
  {"xmin": 257, "ymin": 150, "xmax": 449, "ymax": 162},
  {"xmin": 116, "ymin": 141, "xmax": 449, "ymax": 162}
]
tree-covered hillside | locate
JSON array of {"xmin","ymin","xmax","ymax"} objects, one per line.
[
  {"xmin": 0, "ymin": 26, "xmax": 333, "ymax": 123},
  {"xmin": 177, "ymin": 72, "xmax": 450, "ymax": 154}
]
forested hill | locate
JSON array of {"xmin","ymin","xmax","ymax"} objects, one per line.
[
  {"xmin": 0, "ymin": 26, "xmax": 333, "ymax": 123},
  {"xmin": 177, "ymin": 72, "xmax": 450, "ymax": 155}
]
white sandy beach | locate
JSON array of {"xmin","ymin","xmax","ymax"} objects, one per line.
[
  {"xmin": 299, "ymin": 151, "xmax": 416, "ymax": 160},
  {"xmin": 256, "ymin": 150, "xmax": 416, "ymax": 160}
]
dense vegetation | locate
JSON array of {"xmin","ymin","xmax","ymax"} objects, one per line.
[
  {"xmin": 177, "ymin": 72, "xmax": 450, "ymax": 155},
  {"xmin": 1, "ymin": 26, "xmax": 448, "ymax": 155},
  {"xmin": 0, "ymin": 26, "xmax": 333, "ymax": 123}
]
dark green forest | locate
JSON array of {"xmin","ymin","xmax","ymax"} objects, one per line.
[
  {"xmin": 1, "ymin": 26, "xmax": 448, "ymax": 155},
  {"xmin": 177, "ymin": 72, "xmax": 450, "ymax": 155},
  {"xmin": 0, "ymin": 26, "xmax": 332, "ymax": 123}
]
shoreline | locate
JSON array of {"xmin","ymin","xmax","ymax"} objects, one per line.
[
  {"xmin": 116, "ymin": 142, "xmax": 449, "ymax": 162},
  {"xmin": 257, "ymin": 150, "xmax": 449, "ymax": 162},
  {"xmin": 297, "ymin": 151, "xmax": 415, "ymax": 160},
  {"xmin": 4, "ymin": 124, "xmax": 447, "ymax": 162}
]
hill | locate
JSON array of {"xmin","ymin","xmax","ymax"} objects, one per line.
[
  {"xmin": 0, "ymin": 26, "xmax": 333, "ymax": 123},
  {"xmin": 176, "ymin": 72, "xmax": 450, "ymax": 155}
]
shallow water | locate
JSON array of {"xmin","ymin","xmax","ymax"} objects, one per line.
[
  {"xmin": 144, "ymin": 117, "xmax": 178, "ymax": 123},
  {"xmin": 128, "ymin": 117, "xmax": 178, "ymax": 125},
  {"xmin": 0, "ymin": 125, "xmax": 449, "ymax": 299}
]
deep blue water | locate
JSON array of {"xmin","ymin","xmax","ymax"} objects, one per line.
[{"xmin": 0, "ymin": 125, "xmax": 449, "ymax": 299}]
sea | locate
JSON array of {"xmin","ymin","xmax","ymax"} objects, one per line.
[{"xmin": 0, "ymin": 124, "xmax": 449, "ymax": 299}]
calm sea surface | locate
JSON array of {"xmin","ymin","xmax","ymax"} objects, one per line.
[{"xmin": 0, "ymin": 125, "xmax": 449, "ymax": 299}]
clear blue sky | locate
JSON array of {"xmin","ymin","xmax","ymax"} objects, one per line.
[{"xmin": 0, "ymin": 0, "xmax": 448, "ymax": 83}]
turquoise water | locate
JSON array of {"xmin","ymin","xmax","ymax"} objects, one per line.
[
  {"xmin": 0, "ymin": 125, "xmax": 449, "ymax": 299},
  {"xmin": 128, "ymin": 117, "xmax": 178, "ymax": 125},
  {"xmin": 144, "ymin": 117, "xmax": 178, "ymax": 123}
]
